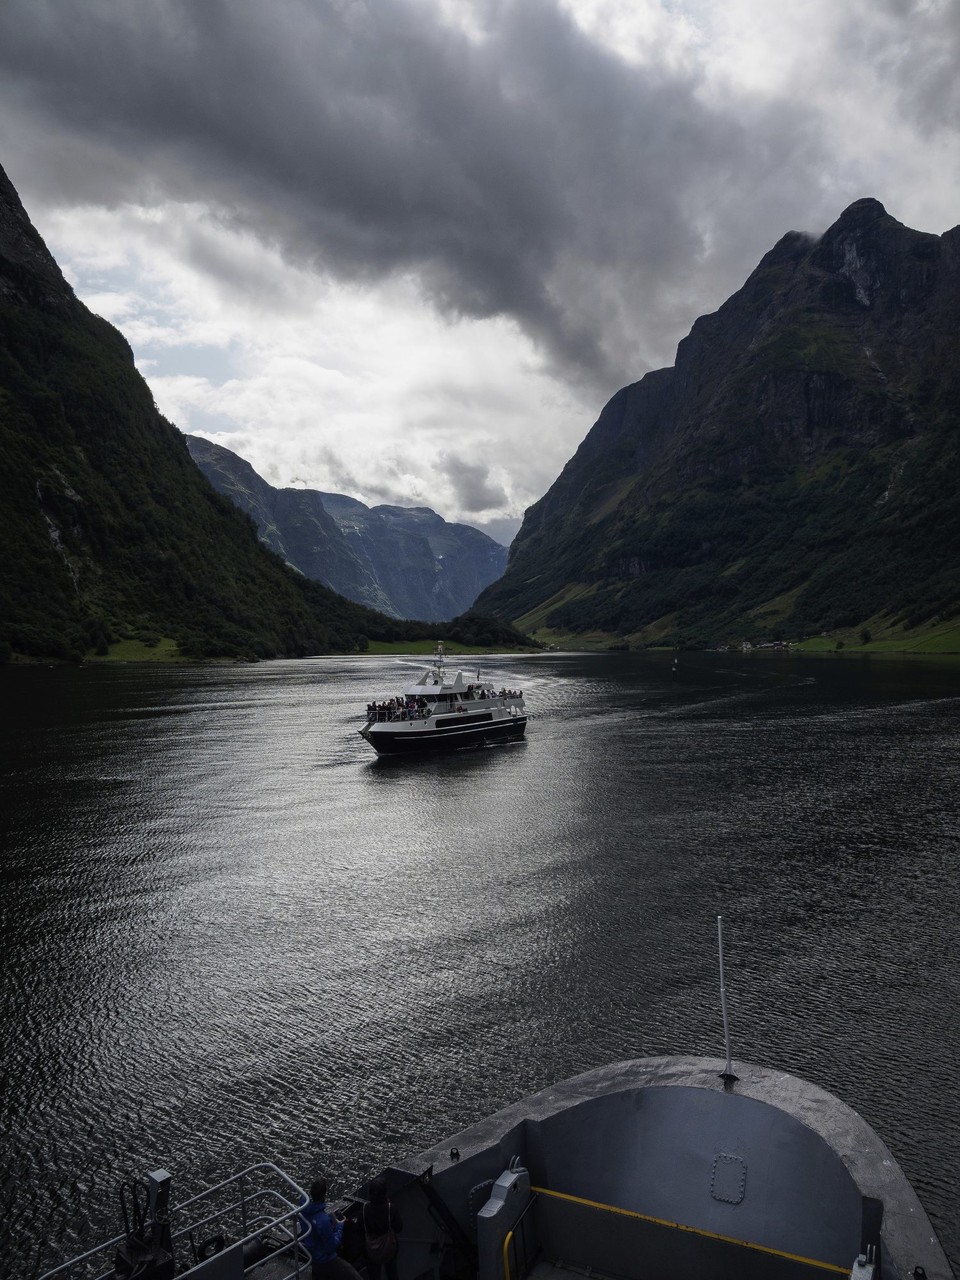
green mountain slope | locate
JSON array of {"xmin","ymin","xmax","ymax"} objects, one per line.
[
  {"xmin": 0, "ymin": 163, "xmax": 524, "ymax": 661},
  {"xmin": 477, "ymin": 200, "xmax": 960, "ymax": 648}
]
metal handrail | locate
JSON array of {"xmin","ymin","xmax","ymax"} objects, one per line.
[
  {"xmin": 170, "ymin": 1185, "xmax": 301, "ymax": 1244},
  {"xmin": 503, "ymin": 1228, "xmax": 516, "ymax": 1280},
  {"xmin": 530, "ymin": 1186, "xmax": 850, "ymax": 1277},
  {"xmin": 502, "ymin": 1190, "xmax": 540, "ymax": 1280},
  {"xmin": 365, "ymin": 691, "xmax": 524, "ymax": 722},
  {"xmin": 39, "ymin": 1163, "xmax": 310, "ymax": 1280}
]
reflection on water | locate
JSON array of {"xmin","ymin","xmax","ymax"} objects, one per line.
[{"xmin": 1, "ymin": 651, "xmax": 959, "ymax": 1275}]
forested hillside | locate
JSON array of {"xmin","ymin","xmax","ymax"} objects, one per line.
[{"xmin": 0, "ymin": 162, "xmax": 524, "ymax": 662}]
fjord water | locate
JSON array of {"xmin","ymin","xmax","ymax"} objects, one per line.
[{"xmin": 2, "ymin": 652, "xmax": 959, "ymax": 1276}]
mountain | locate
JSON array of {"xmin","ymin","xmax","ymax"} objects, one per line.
[
  {"xmin": 182, "ymin": 436, "xmax": 395, "ymax": 615},
  {"xmin": 314, "ymin": 493, "xmax": 507, "ymax": 620},
  {"xmin": 0, "ymin": 162, "xmax": 524, "ymax": 662},
  {"xmin": 477, "ymin": 199, "xmax": 960, "ymax": 648},
  {"xmin": 186, "ymin": 435, "xmax": 508, "ymax": 621}
]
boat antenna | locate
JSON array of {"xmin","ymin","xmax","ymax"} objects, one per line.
[{"xmin": 717, "ymin": 915, "xmax": 738, "ymax": 1087}]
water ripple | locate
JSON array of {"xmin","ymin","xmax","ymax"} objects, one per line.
[{"xmin": 1, "ymin": 652, "xmax": 959, "ymax": 1275}]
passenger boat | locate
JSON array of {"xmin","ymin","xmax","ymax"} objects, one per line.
[
  {"xmin": 359, "ymin": 642, "xmax": 527, "ymax": 755},
  {"xmin": 38, "ymin": 1056, "xmax": 955, "ymax": 1280}
]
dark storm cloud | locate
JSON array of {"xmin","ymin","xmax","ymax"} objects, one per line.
[
  {"xmin": 0, "ymin": 0, "xmax": 918, "ymax": 390},
  {"xmin": 436, "ymin": 453, "xmax": 508, "ymax": 513}
]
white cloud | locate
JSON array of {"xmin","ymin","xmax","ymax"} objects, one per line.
[
  {"xmin": 692, "ymin": 0, "xmax": 960, "ymax": 233},
  {"xmin": 561, "ymin": 0, "xmax": 704, "ymax": 70},
  {"xmin": 41, "ymin": 199, "xmax": 585, "ymax": 524}
]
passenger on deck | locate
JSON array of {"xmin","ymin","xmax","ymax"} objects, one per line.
[
  {"xmin": 362, "ymin": 1176, "xmax": 403, "ymax": 1280},
  {"xmin": 299, "ymin": 1178, "xmax": 362, "ymax": 1280}
]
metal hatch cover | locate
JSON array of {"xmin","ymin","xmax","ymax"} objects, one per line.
[{"xmin": 711, "ymin": 1153, "xmax": 747, "ymax": 1204}]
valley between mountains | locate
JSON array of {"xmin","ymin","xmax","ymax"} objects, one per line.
[{"xmin": 2, "ymin": 160, "xmax": 959, "ymax": 662}]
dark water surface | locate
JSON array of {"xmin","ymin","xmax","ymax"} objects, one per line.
[{"xmin": 1, "ymin": 651, "xmax": 959, "ymax": 1276}]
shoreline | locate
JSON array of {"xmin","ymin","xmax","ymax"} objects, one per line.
[{"xmin": 7, "ymin": 633, "xmax": 960, "ymax": 668}]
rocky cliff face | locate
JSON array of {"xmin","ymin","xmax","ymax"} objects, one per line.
[
  {"xmin": 186, "ymin": 437, "xmax": 508, "ymax": 621},
  {"xmin": 477, "ymin": 199, "xmax": 960, "ymax": 646}
]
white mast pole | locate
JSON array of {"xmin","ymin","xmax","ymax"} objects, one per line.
[{"xmin": 717, "ymin": 915, "xmax": 736, "ymax": 1083}]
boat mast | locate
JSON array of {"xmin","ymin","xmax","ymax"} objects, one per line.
[
  {"xmin": 432, "ymin": 640, "xmax": 446, "ymax": 684},
  {"xmin": 717, "ymin": 915, "xmax": 737, "ymax": 1086}
]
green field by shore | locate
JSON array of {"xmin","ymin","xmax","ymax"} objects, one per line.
[
  {"xmin": 70, "ymin": 636, "xmax": 538, "ymax": 663},
  {"xmin": 43, "ymin": 613, "xmax": 960, "ymax": 664}
]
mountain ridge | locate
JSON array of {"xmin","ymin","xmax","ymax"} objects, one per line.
[
  {"xmin": 477, "ymin": 198, "xmax": 960, "ymax": 647},
  {"xmin": 185, "ymin": 435, "xmax": 507, "ymax": 621}
]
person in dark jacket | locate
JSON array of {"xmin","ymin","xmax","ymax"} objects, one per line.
[
  {"xmin": 362, "ymin": 1176, "xmax": 403, "ymax": 1280},
  {"xmin": 300, "ymin": 1178, "xmax": 362, "ymax": 1280}
]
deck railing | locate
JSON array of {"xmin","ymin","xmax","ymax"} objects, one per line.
[
  {"xmin": 366, "ymin": 694, "xmax": 524, "ymax": 723},
  {"xmin": 39, "ymin": 1163, "xmax": 311, "ymax": 1280}
]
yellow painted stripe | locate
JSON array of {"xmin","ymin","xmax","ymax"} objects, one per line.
[
  {"xmin": 502, "ymin": 1228, "xmax": 515, "ymax": 1280},
  {"xmin": 529, "ymin": 1186, "xmax": 850, "ymax": 1276}
]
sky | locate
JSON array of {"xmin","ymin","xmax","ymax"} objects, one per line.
[{"xmin": 0, "ymin": 0, "xmax": 957, "ymax": 546}]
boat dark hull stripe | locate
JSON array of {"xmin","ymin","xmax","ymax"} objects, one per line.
[
  {"xmin": 365, "ymin": 717, "xmax": 526, "ymax": 754},
  {"xmin": 435, "ymin": 711, "xmax": 494, "ymax": 727}
]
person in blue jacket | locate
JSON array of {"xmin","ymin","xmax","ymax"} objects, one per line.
[{"xmin": 299, "ymin": 1178, "xmax": 362, "ymax": 1280}]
